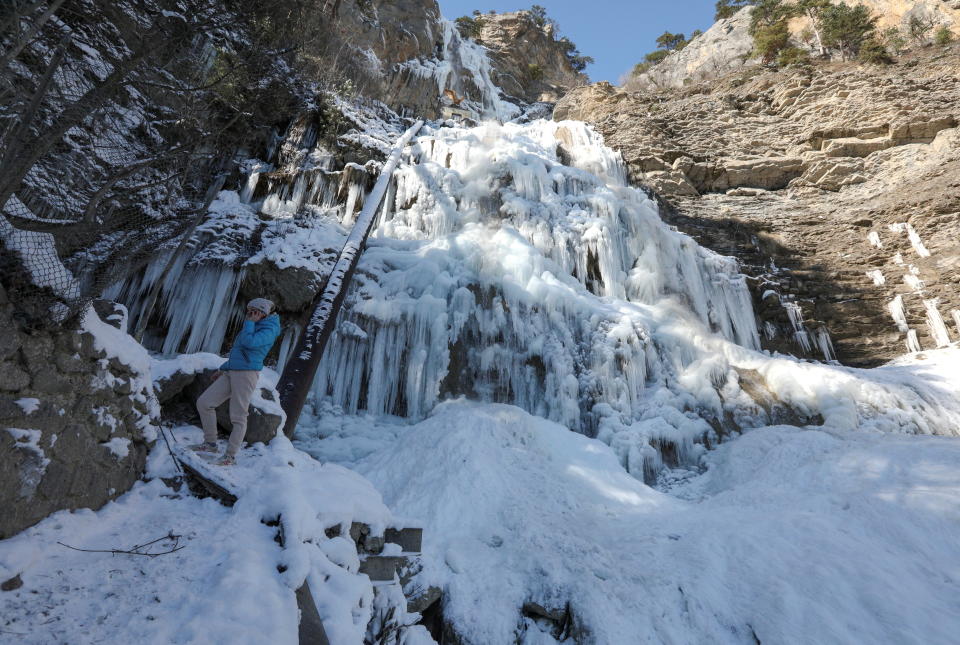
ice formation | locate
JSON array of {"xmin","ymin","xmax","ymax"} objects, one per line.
[
  {"xmin": 313, "ymin": 120, "xmax": 761, "ymax": 438},
  {"xmin": 396, "ymin": 20, "xmax": 519, "ymax": 121},
  {"xmin": 303, "ymin": 118, "xmax": 956, "ymax": 480},
  {"xmin": 865, "ymin": 269, "xmax": 884, "ymax": 286},
  {"xmin": 108, "ymin": 109, "xmax": 960, "ymax": 484},
  {"xmin": 924, "ymin": 298, "xmax": 952, "ymax": 348}
]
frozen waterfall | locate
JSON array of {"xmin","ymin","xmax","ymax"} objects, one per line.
[{"xmin": 106, "ymin": 110, "xmax": 960, "ymax": 484}]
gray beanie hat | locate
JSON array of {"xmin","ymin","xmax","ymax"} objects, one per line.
[{"xmin": 247, "ymin": 298, "xmax": 274, "ymax": 315}]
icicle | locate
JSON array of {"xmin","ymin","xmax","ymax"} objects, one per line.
[
  {"xmin": 906, "ymin": 329, "xmax": 922, "ymax": 353},
  {"xmin": 923, "ymin": 299, "xmax": 952, "ymax": 348},
  {"xmin": 906, "ymin": 224, "xmax": 931, "ymax": 258},
  {"xmin": 865, "ymin": 269, "xmax": 884, "ymax": 286},
  {"xmin": 953, "ymin": 310, "xmax": 960, "ymax": 339},
  {"xmin": 815, "ymin": 327, "xmax": 836, "ymax": 362},
  {"xmin": 888, "ymin": 295, "xmax": 909, "ymax": 332},
  {"xmin": 867, "ymin": 231, "xmax": 882, "ymax": 248},
  {"xmin": 783, "ymin": 302, "xmax": 812, "ymax": 353}
]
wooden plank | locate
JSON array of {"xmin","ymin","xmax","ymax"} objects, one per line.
[
  {"xmin": 180, "ymin": 461, "xmax": 238, "ymax": 506},
  {"xmin": 296, "ymin": 580, "xmax": 331, "ymax": 645}
]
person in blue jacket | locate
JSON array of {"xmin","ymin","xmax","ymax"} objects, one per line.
[{"xmin": 192, "ymin": 297, "xmax": 281, "ymax": 465}]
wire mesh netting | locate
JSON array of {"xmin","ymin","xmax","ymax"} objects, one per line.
[{"xmin": 0, "ymin": 0, "xmax": 317, "ymax": 328}]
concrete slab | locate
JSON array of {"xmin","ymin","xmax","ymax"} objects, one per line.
[{"xmin": 385, "ymin": 527, "xmax": 422, "ymax": 553}]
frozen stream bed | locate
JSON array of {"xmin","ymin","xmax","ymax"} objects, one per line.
[{"xmin": 296, "ymin": 347, "xmax": 960, "ymax": 645}]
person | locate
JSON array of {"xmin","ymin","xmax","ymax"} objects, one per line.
[{"xmin": 192, "ymin": 298, "xmax": 281, "ymax": 465}]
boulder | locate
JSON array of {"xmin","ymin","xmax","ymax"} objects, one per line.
[
  {"xmin": 0, "ymin": 305, "xmax": 154, "ymax": 539},
  {"xmin": 240, "ymin": 259, "xmax": 322, "ymax": 312},
  {"xmin": 890, "ymin": 116, "xmax": 957, "ymax": 144},
  {"xmin": 721, "ymin": 157, "xmax": 805, "ymax": 191},
  {"xmin": 822, "ymin": 137, "xmax": 894, "ymax": 158},
  {"xmin": 176, "ymin": 368, "xmax": 283, "ymax": 446},
  {"xmin": 643, "ymin": 170, "xmax": 700, "ymax": 197},
  {"xmin": 799, "ymin": 158, "xmax": 868, "ymax": 191}
]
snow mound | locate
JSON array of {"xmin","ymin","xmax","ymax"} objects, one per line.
[{"xmin": 354, "ymin": 399, "xmax": 960, "ymax": 644}]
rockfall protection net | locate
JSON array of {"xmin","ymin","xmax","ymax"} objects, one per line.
[{"xmin": 0, "ymin": 0, "xmax": 256, "ymax": 328}]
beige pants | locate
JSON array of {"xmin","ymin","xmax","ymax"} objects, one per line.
[{"xmin": 196, "ymin": 370, "xmax": 260, "ymax": 457}]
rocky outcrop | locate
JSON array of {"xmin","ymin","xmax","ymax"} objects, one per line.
[
  {"xmin": 558, "ymin": 44, "xmax": 960, "ymax": 366},
  {"xmin": 845, "ymin": 0, "xmax": 960, "ymax": 32},
  {"xmin": 626, "ymin": 8, "xmax": 754, "ymax": 92},
  {"xmin": 478, "ymin": 11, "xmax": 587, "ymax": 104},
  {"xmin": 626, "ymin": 1, "xmax": 960, "ymax": 92},
  {"xmin": 0, "ymin": 288, "xmax": 158, "ymax": 538}
]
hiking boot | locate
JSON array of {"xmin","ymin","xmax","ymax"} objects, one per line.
[
  {"xmin": 190, "ymin": 441, "xmax": 218, "ymax": 453},
  {"xmin": 216, "ymin": 455, "xmax": 236, "ymax": 466}
]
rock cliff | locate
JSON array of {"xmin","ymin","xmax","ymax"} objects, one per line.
[
  {"xmin": 477, "ymin": 11, "xmax": 587, "ymax": 104},
  {"xmin": 628, "ymin": 0, "xmax": 960, "ymax": 91},
  {"xmin": 557, "ymin": 44, "xmax": 960, "ymax": 366},
  {"xmin": 627, "ymin": 8, "xmax": 755, "ymax": 92},
  {"xmin": 0, "ymin": 288, "xmax": 157, "ymax": 538}
]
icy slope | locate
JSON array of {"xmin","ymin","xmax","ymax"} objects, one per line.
[{"xmin": 337, "ymin": 389, "xmax": 960, "ymax": 645}]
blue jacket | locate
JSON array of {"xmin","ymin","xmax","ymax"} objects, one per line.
[{"xmin": 221, "ymin": 314, "xmax": 281, "ymax": 371}]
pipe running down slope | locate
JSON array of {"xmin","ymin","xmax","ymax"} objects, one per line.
[{"xmin": 277, "ymin": 120, "xmax": 425, "ymax": 437}]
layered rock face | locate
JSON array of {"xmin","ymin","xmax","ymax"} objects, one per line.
[
  {"xmin": 0, "ymin": 291, "xmax": 157, "ymax": 538},
  {"xmin": 477, "ymin": 11, "xmax": 587, "ymax": 103},
  {"xmin": 557, "ymin": 45, "xmax": 960, "ymax": 366},
  {"xmin": 627, "ymin": 1, "xmax": 960, "ymax": 91},
  {"xmin": 316, "ymin": 2, "xmax": 585, "ymax": 118}
]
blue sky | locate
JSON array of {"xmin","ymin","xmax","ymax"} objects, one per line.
[{"xmin": 438, "ymin": 0, "xmax": 720, "ymax": 83}]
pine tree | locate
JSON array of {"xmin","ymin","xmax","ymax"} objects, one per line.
[
  {"xmin": 795, "ymin": 0, "xmax": 831, "ymax": 55},
  {"xmin": 748, "ymin": 0, "xmax": 796, "ymax": 63},
  {"xmin": 821, "ymin": 3, "xmax": 878, "ymax": 60},
  {"xmin": 656, "ymin": 31, "xmax": 688, "ymax": 51},
  {"xmin": 715, "ymin": 0, "xmax": 754, "ymax": 21}
]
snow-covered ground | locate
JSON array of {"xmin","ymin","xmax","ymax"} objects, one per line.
[
  {"xmin": 0, "ymin": 428, "xmax": 410, "ymax": 645},
  {"xmin": 296, "ymin": 347, "xmax": 960, "ymax": 644}
]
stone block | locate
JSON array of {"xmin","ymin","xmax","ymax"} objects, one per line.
[
  {"xmin": 890, "ymin": 117, "xmax": 956, "ymax": 144},
  {"xmin": 822, "ymin": 137, "xmax": 894, "ymax": 158},
  {"xmin": 722, "ymin": 157, "xmax": 804, "ymax": 191},
  {"xmin": 92, "ymin": 300, "xmax": 128, "ymax": 332},
  {"xmin": 30, "ymin": 367, "xmax": 72, "ymax": 395},
  {"xmin": 0, "ymin": 362, "xmax": 30, "ymax": 391},
  {"xmin": 0, "ymin": 328, "xmax": 20, "ymax": 361},
  {"xmin": 359, "ymin": 555, "xmax": 409, "ymax": 582},
  {"xmin": 385, "ymin": 527, "xmax": 423, "ymax": 553},
  {"xmin": 17, "ymin": 333, "xmax": 54, "ymax": 367},
  {"xmin": 55, "ymin": 351, "xmax": 88, "ymax": 374}
]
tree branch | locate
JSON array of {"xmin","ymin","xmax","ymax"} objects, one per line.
[{"xmin": 57, "ymin": 532, "xmax": 186, "ymax": 557}]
